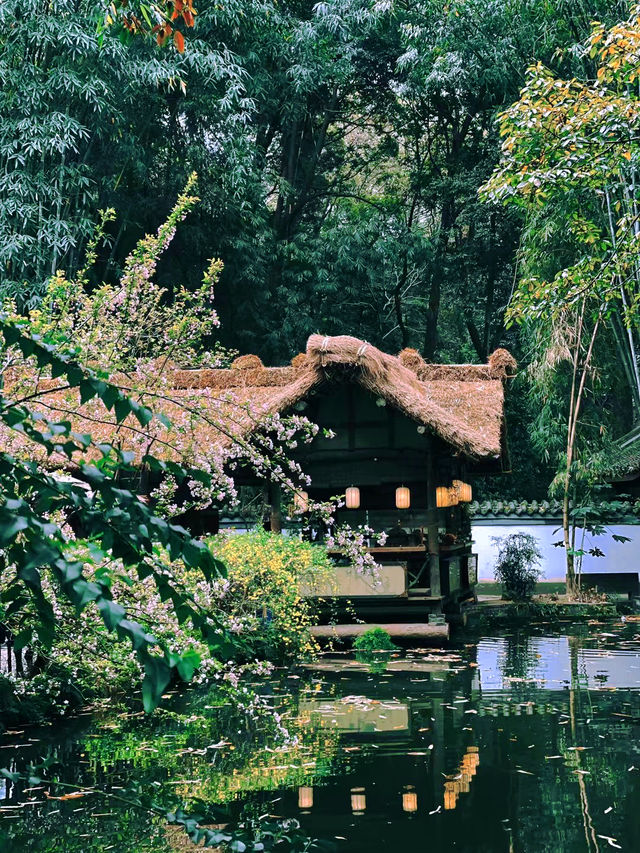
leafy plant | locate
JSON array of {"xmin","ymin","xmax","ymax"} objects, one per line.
[
  {"xmin": 353, "ymin": 626, "xmax": 398, "ymax": 674},
  {"xmin": 492, "ymin": 532, "xmax": 542, "ymax": 601},
  {"xmin": 0, "ymin": 312, "xmax": 232, "ymax": 711}
]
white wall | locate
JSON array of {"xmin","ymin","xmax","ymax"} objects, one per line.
[{"xmin": 472, "ymin": 520, "xmax": 640, "ymax": 582}]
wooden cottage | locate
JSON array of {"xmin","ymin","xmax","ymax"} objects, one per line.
[
  {"xmin": 168, "ymin": 334, "xmax": 514, "ymax": 621},
  {"xmin": 4, "ymin": 333, "xmax": 515, "ymax": 622}
]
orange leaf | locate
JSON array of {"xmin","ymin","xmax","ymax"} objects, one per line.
[
  {"xmin": 623, "ymin": 151, "xmax": 632, "ymax": 160},
  {"xmin": 174, "ymin": 30, "xmax": 185, "ymax": 53}
]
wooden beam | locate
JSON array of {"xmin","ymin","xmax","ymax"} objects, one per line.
[
  {"xmin": 425, "ymin": 437, "xmax": 441, "ymax": 597},
  {"xmin": 268, "ymin": 482, "xmax": 282, "ymax": 533},
  {"xmin": 310, "ymin": 622, "xmax": 449, "ymax": 641}
]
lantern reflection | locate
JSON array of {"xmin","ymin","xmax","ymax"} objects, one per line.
[
  {"xmin": 443, "ymin": 747, "xmax": 480, "ymax": 810},
  {"xmin": 350, "ymin": 786, "xmax": 366, "ymax": 814},
  {"xmin": 402, "ymin": 786, "xmax": 418, "ymax": 813},
  {"xmin": 444, "ymin": 779, "xmax": 458, "ymax": 811},
  {"xmin": 298, "ymin": 786, "xmax": 313, "ymax": 810}
]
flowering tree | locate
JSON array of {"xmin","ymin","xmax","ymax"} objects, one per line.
[
  {"xmin": 481, "ymin": 5, "xmax": 640, "ymax": 595},
  {"xmin": 0, "ymin": 315, "xmax": 229, "ymax": 710},
  {"xmin": 7, "ymin": 173, "xmax": 385, "ymax": 566},
  {"xmin": 0, "ymin": 176, "xmax": 385, "ymax": 713}
]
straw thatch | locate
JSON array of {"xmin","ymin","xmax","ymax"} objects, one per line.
[
  {"xmin": 593, "ymin": 422, "xmax": 640, "ymax": 482},
  {"xmin": 1, "ymin": 334, "xmax": 514, "ymax": 469}
]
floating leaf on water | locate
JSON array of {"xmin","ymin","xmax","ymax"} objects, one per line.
[{"xmin": 597, "ymin": 835, "xmax": 622, "ymax": 849}]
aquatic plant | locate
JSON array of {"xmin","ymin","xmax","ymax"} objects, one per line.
[{"xmin": 353, "ymin": 627, "xmax": 398, "ymax": 674}]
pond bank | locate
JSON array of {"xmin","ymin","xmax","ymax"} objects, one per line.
[{"xmin": 459, "ymin": 596, "xmax": 619, "ymax": 631}]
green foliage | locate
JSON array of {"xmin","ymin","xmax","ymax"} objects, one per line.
[
  {"xmin": 353, "ymin": 626, "xmax": 396, "ymax": 654},
  {"xmin": 492, "ymin": 532, "xmax": 543, "ymax": 601},
  {"xmin": 0, "ymin": 313, "xmax": 233, "ymax": 710},
  {"xmin": 353, "ymin": 626, "xmax": 398, "ymax": 673},
  {"xmin": 21, "ymin": 172, "xmax": 226, "ymax": 371},
  {"xmin": 0, "ymin": 675, "xmax": 342, "ymax": 850},
  {"xmin": 0, "ymin": 0, "xmax": 248, "ymax": 306},
  {"xmin": 209, "ymin": 0, "xmax": 627, "ymax": 363},
  {"xmin": 3, "ymin": 0, "xmax": 624, "ymax": 369},
  {"xmin": 481, "ymin": 5, "xmax": 640, "ymax": 586}
]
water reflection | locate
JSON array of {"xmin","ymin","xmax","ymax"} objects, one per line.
[
  {"xmin": 477, "ymin": 633, "xmax": 640, "ymax": 690},
  {"xmin": 3, "ymin": 625, "xmax": 640, "ymax": 851}
]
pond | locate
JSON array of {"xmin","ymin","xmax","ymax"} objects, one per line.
[{"xmin": 3, "ymin": 620, "xmax": 640, "ymax": 852}]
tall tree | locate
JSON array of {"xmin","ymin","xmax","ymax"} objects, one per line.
[{"xmin": 482, "ymin": 3, "xmax": 640, "ymax": 593}]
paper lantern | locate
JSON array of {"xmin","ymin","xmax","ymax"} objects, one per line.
[
  {"xmin": 402, "ymin": 787, "xmax": 418, "ymax": 813},
  {"xmin": 345, "ymin": 486, "xmax": 360, "ymax": 509},
  {"xmin": 395, "ymin": 485, "xmax": 411, "ymax": 509},
  {"xmin": 350, "ymin": 786, "xmax": 366, "ymax": 813},
  {"xmin": 453, "ymin": 480, "xmax": 472, "ymax": 502},
  {"xmin": 436, "ymin": 486, "xmax": 450, "ymax": 508},
  {"xmin": 436, "ymin": 486, "xmax": 459, "ymax": 508},
  {"xmin": 298, "ymin": 786, "xmax": 313, "ymax": 810},
  {"xmin": 293, "ymin": 491, "xmax": 309, "ymax": 513}
]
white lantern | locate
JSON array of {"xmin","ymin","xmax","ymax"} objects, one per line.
[
  {"xmin": 345, "ymin": 486, "xmax": 360, "ymax": 509},
  {"xmin": 436, "ymin": 486, "xmax": 450, "ymax": 508},
  {"xmin": 395, "ymin": 485, "xmax": 411, "ymax": 509},
  {"xmin": 436, "ymin": 486, "xmax": 459, "ymax": 508}
]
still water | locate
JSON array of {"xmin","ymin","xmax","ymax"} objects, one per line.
[{"xmin": 3, "ymin": 622, "xmax": 640, "ymax": 852}]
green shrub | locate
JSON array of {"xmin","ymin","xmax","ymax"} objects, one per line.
[
  {"xmin": 492, "ymin": 532, "xmax": 543, "ymax": 601},
  {"xmin": 0, "ymin": 531, "xmax": 336, "ymax": 726},
  {"xmin": 206, "ymin": 530, "xmax": 336, "ymax": 663},
  {"xmin": 353, "ymin": 627, "xmax": 398, "ymax": 673}
]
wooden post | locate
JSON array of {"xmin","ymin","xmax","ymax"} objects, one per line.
[
  {"xmin": 425, "ymin": 442, "xmax": 441, "ymax": 597},
  {"xmin": 269, "ymin": 482, "xmax": 282, "ymax": 534}
]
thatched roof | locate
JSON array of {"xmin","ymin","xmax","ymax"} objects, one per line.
[
  {"xmin": 595, "ymin": 423, "xmax": 640, "ymax": 482},
  {"xmin": 2, "ymin": 334, "xmax": 515, "ymax": 468}
]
